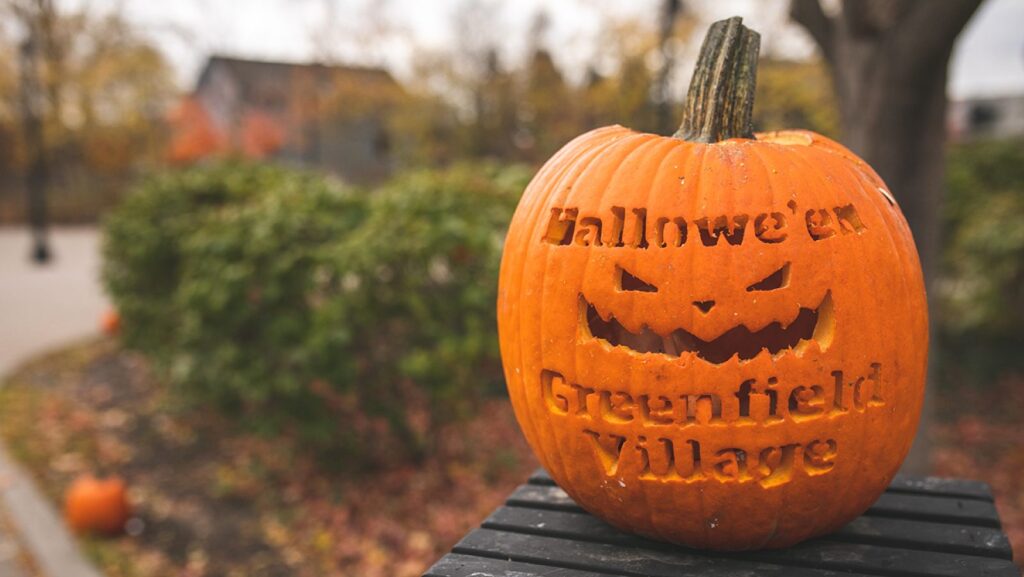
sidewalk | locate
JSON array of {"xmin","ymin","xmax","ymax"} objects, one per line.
[
  {"xmin": 0, "ymin": 227, "xmax": 109, "ymax": 577},
  {"xmin": 0, "ymin": 227, "xmax": 108, "ymax": 375}
]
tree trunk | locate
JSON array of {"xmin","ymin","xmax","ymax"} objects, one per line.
[{"xmin": 790, "ymin": 0, "xmax": 982, "ymax": 474}]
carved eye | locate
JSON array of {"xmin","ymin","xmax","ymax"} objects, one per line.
[
  {"xmin": 747, "ymin": 262, "xmax": 790, "ymax": 292},
  {"xmin": 617, "ymin": 265, "xmax": 657, "ymax": 293}
]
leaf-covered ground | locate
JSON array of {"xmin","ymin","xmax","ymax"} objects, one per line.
[
  {"xmin": 0, "ymin": 339, "xmax": 538, "ymax": 577},
  {"xmin": 931, "ymin": 371, "xmax": 1024, "ymax": 566},
  {"xmin": 0, "ymin": 338, "xmax": 1021, "ymax": 574}
]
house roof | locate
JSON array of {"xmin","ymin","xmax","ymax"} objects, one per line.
[{"xmin": 195, "ymin": 55, "xmax": 400, "ymax": 100}]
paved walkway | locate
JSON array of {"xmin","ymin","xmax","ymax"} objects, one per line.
[
  {"xmin": 0, "ymin": 227, "xmax": 108, "ymax": 375},
  {"xmin": 0, "ymin": 226, "xmax": 108, "ymax": 577}
]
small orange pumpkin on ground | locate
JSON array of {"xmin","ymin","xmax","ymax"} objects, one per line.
[
  {"xmin": 497, "ymin": 17, "xmax": 927, "ymax": 550},
  {"xmin": 100, "ymin": 308, "xmax": 121, "ymax": 336},
  {"xmin": 65, "ymin": 474, "xmax": 131, "ymax": 535}
]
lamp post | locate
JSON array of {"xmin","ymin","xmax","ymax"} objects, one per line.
[{"xmin": 18, "ymin": 26, "xmax": 52, "ymax": 264}]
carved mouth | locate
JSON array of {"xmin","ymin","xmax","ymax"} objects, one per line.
[{"xmin": 581, "ymin": 292, "xmax": 834, "ymax": 364}]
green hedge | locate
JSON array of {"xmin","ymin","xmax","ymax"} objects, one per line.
[
  {"xmin": 942, "ymin": 139, "xmax": 1024, "ymax": 337},
  {"xmin": 938, "ymin": 139, "xmax": 1024, "ymax": 385},
  {"xmin": 103, "ymin": 162, "xmax": 529, "ymax": 464}
]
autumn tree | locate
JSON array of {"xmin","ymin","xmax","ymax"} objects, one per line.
[
  {"xmin": 166, "ymin": 97, "xmax": 225, "ymax": 165},
  {"xmin": 790, "ymin": 0, "xmax": 984, "ymax": 473},
  {"xmin": 754, "ymin": 59, "xmax": 838, "ymax": 138},
  {"xmin": 0, "ymin": 0, "xmax": 175, "ymax": 231},
  {"xmin": 518, "ymin": 12, "xmax": 577, "ymax": 161},
  {"xmin": 581, "ymin": 16, "xmax": 662, "ymax": 135},
  {"xmin": 4, "ymin": 0, "xmax": 57, "ymax": 260}
]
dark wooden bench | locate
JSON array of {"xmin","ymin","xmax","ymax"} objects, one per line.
[{"xmin": 425, "ymin": 469, "xmax": 1020, "ymax": 577}]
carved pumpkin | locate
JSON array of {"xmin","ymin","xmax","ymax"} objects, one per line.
[
  {"xmin": 65, "ymin": 475, "xmax": 130, "ymax": 535},
  {"xmin": 497, "ymin": 17, "xmax": 927, "ymax": 550}
]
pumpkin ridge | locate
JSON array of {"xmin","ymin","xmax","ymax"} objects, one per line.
[
  {"xmin": 823, "ymin": 144, "xmax": 927, "ymax": 498},
  {"xmin": 556, "ymin": 132, "xmax": 661, "ymax": 491},
  {"xmin": 502, "ymin": 128, "xmax": 630, "ymax": 483},
  {"xmin": 529, "ymin": 130, "xmax": 652, "ymax": 487},
  {"xmin": 792, "ymin": 144, "xmax": 866, "ymax": 539}
]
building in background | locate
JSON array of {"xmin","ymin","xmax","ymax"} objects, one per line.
[
  {"xmin": 169, "ymin": 56, "xmax": 402, "ymax": 184},
  {"xmin": 949, "ymin": 93, "xmax": 1024, "ymax": 141}
]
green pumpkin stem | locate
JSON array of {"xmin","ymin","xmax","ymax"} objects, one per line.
[{"xmin": 675, "ymin": 16, "xmax": 761, "ymax": 143}]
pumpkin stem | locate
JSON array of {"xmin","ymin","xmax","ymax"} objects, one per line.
[{"xmin": 674, "ymin": 16, "xmax": 760, "ymax": 143}]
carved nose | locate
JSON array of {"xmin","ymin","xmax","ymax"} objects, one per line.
[{"xmin": 693, "ymin": 300, "xmax": 716, "ymax": 314}]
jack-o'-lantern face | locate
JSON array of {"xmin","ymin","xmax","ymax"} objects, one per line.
[
  {"xmin": 497, "ymin": 126, "xmax": 928, "ymax": 550},
  {"xmin": 580, "ymin": 261, "xmax": 834, "ymax": 365}
]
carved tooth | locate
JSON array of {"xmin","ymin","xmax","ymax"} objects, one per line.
[
  {"xmin": 793, "ymin": 338, "xmax": 813, "ymax": 356},
  {"xmin": 662, "ymin": 335, "xmax": 679, "ymax": 356},
  {"xmin": 672, "ymin": 330, "xmax": 697, "ymax": 353}
]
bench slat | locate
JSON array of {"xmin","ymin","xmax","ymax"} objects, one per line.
[
  {"xmin": 486, "ymin": 505, "xmax": 1013, "ymax": 563},
  {"xmin": 424, "ymin": 553, "xmax": 622, "ymax": 577},
  {"xmin": 458, "ymin": 525, "xmax": 1020, "ymax": 577},
  {"xmin": 890, "ymin": 475, "xmax": 994, "ymax": 502},
  {"xmin": 870, "ymin": 492, "xmax": 1001, "ymax": 528},
  {"xmin": 454, "ymin": 528, "xmax": 879, "ymax": 577},
  {"xmin": 509, "ymin": 483, "xmax": 1003, "ymax": 529}
]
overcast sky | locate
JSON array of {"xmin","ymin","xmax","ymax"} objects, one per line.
[{"xmin": 67, "ymin": 0, "xmax": 1024, "ymax": 100}]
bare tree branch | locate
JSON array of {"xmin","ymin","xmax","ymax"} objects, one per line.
[{"xmin": 789, "ymin": 0, "xmax": 836, "ymax": 64}]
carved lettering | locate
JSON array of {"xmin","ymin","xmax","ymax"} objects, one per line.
[
  {"xmin": 627, "ymin": 208, "xmax": 648, "ymax": 249},
  {"xmin": 584, "ymin": 432, "xmax": 835, "ymax": 488},
  {"xmin": 757, "ymin": 443, "xmax": 798, "ymax": 488},
  {"xmin": 543, "ymin": 207, "xmax": 577, "ymax": 245},
  {"xmin": 600, "ymin": 390, "xmax": 636, "ymax": 424},
  {"xmin": 754, "ymin": 212, "xmax": 788, "ymax": 243},
  {"xmin": 542, "ymin": 205, "xmax": 864, "ymax": 247},
  {"xmin": 541, "ymin": 365, "xmax": 876, "ymax": 488},
  {"xmin": 834, "ymin": 204, "xmax": 866, "ymax": 235},
  {"xmin": 583, "ymin": 429, "xmax": 627, "ymax": 475},
  {"xmin": 652, "ymin": 217, "xmax": 688, "ymax": 248},
  {"xmin": 573, "ymin": 217, "xmax": 603, "ymax": 247},
  {"xmin": 540, "ymin": 364, "xmax": 884, "ymax": 427},
  {"xmin": 608, "ymin": 206, "xmax": 626, "ymax": 247},
  {"xmin": 696, "ymin": 214, "xmax": 750, "ymax": 246},
  {"xmin": 867, "ymin": 362, "xmax": 884, "ymax": 406},
  {"xmin": 789, "ymin": 385, "xmax": 826, "ymax": 421},
  {"xmin": 805, "ymin": 208, "xmax": 836, "ymax": 240},
  {"xmin": 541, "ymin": 369, "xmax": 570, "ymax": 415},
  {"xmin": 803, "ymin": 439, "xmax": 838, "ymax": 474}
]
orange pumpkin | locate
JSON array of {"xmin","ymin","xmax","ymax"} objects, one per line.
[
  {"xmin": 65, "ymin": 475, "xmax": 131, "ymax": 535},
  {"xmin": 100, "ymin": 309, "xmax": 121, "ymax": 336},
  {"xmin": 497, "ymin": 17, "xmax": 927, "ymax": 550}
]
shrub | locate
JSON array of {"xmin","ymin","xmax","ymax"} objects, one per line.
[
  {"xmin": 941, "ymin": 139, "xmax": 1024, "ymax": 337},
  {"xmin": 171, "ymin": 177, "xmax": 366, "ymax": 410},
  {"xmin": 103, "ymin": 161, "xmax": 529, "ymax": 465},
  {"xmin": 938, "ymin": 139, "xmax": 1024, "ymax": 384},
  {"xmin": 102, "ymin": 162, "xmax": 338, "ymax": 358},
  {"xmin": 310, "ymin": 164, "xmax": 530, "ymax": 457}
]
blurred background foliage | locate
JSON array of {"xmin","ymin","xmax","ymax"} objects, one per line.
[
  {"xmin": 939, "ymin": 139, "xmax": 1024, "ymax": 386},
  {"xmin": 103, "ymin": 162, "xmax": 529, "ymax": 466},
  {"xmin": 0, "ymin": 4, "xmax": 175, "ymax": 221}
]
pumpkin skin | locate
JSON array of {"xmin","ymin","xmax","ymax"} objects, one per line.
[
  {"xmin": 497, "ymin": 125, "xmax": 928, "ymax": 550},
  {"xmin": 65, "ymin": 475, "xmax": 131, "ymax": 535}
]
